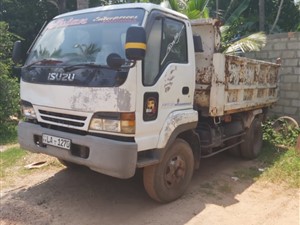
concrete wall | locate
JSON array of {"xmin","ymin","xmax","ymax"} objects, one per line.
[{"xmin": 245, "ymin": 32, "xmax": 300, "ymax": 123}]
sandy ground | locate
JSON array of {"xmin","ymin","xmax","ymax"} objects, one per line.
[{"xmin": 0, "ymin": 152, "xmax": 299, "ymax": 225}]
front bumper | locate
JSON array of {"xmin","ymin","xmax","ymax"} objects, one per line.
[{"xmin": 18, "ymin": 122, "xmax": 138, "ymax": 179}]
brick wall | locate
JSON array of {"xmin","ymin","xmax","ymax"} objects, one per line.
[{"xmin": 245, "ymin": 32, "xmax": 300, "ymax": 123}]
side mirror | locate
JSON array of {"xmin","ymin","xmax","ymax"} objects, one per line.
[
  {"xmin": 12, "ymin": 41, "xmax": 22, "ymax": 64},
  {"xmin": 107, "ymin": 53, "xmax": 125, "ymax": 69},
  {"xmin": 125, "ymin": 26, "xmax": 146, "ymax": 61}
]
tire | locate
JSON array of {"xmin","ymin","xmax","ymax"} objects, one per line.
[
  {"xmin": 58, "ymin": 159, "xmax": 81, "ymax": 169},
  {"xmin": 240, "ymin": 118, "xmax": 263, "ymax": 159},
  {"xmin": 143, "ymin": 138, "xmax": 194, "ymax": 203}
]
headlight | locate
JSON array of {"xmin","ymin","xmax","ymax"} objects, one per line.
[
  {"xmin": 89, "ymin": 118, "xmax": 103, "ymax": 130},
  {"xmin": 89, "ymin": 112, "xmax": 135, "ymax": 134},
  {"xmin": 103, "ymin": 119, "xmax": 121, "ymax": 132},
  {"xmin": 21, "ymin": 100, "xmax": 36, "ymax": 119}
]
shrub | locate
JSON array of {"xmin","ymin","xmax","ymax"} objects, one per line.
[
  {"xmin": 263, "ymin": 118, "xmax": 300, "ymax": 148},
  {"xmin": 0, "ymin": 22, "xmax": 20, "ymax": 141}
]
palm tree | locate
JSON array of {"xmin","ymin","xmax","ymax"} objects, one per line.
[
  {"xmin": 165, "ymin": 0, "xmax": 210, "ymax": 19},
  {"xmin": 162, "ymin": 0, "xmax": 266, "ymax": 54},
  {"xmin": 222, "ymin": 32, "xmax": 266, "ymax": 54},
  {"xmin": 217, "ymin": 0, "xmax": 266, "ymax": 54}
]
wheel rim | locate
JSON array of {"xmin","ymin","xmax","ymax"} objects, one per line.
[{"xmin": 164, "ymin": 155, "xmax": 186, "ymax": 188}]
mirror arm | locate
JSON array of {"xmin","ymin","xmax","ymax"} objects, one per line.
[
  {"xmin": 128, "ymin": 60, "xmax": 136, "ymax": 68},
  {"xmin": 121, "ymin": 60, "xmax": 136, "ymax": 69}
]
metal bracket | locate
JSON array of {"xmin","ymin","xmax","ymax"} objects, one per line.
[{"xmin": 213, "ymin": 116, "xmax": 221, "ymax": 125}]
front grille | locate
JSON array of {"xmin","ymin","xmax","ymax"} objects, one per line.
[{"xmin": 39, "ymin": 110, "xmax": 87, "ymax": 127}]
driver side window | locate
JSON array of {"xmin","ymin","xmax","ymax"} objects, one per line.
[
  {"xmin": 143, "ymin": 18, "xmax": 162, "ymax": 86},
  {"xmin": 143, "ymin": 17, "xmax": 188, "ymax": 86}
]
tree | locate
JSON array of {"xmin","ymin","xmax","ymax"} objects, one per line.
[
  {"xmin": 223, "ymin": 32, "xmax": 266, "ymax": 54},
  {"xmin": 77, "ymin": 0, "xmax": 89, "ymax": 10},
  {"xmin": 210, "ymin": 0, "xmax": 300, "ymax": 33},
  {"xmin": 164, "ymin": 0, "xmax": 265, "ymax": 54},
  {"xmin": 167, "ymin": 0, "xmax": 210, "ymax": 19},
  {"xmin": 270, "ymin": 0, "xmax": 283, "ymax": 33},
  {"xmin": 259, "ymin": 0, "xmax": 265, "ymax": 31},
  {"xmin": 270, "ymin": 0, "xmax": 284, "ymax": 33},
  {"xmin": 1, "ymin": 0, "xmax": 59, "ymax": 57},
  {"xmin": 0, "ymin": 22, "xmax": 20, "ymax": 136},
  {"xmin": 218, "ymin": 0, "xmax": 267, "ymax": 54},
  {"xmin": 1, "ymin": 0, "xmax": 78, "ymax": 55},
  {"xmin": 47, "ymin": 0, "xmax": 67, "ymax": 14}
]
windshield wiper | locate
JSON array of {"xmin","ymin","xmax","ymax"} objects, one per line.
[
  {"xmin": 63, "ymin": 63, "xmax": 109, "ymax": 72},
  {"xmin": 24, "ymin": 58, "xmax": 63, "ymax": 69}
]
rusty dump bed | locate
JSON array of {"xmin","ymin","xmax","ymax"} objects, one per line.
[{"xmin": 191, "ymin": 19, "xmax": 280, "ymax": 117}]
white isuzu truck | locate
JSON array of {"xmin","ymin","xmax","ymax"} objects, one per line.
[{"xmin": 12, "ymin": 3, "xmax": 280, "ymax": 203}]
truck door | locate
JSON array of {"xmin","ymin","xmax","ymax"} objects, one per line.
[{"xmin": 135, "ymin": 11, "xmax": 196, "ymax": 151}]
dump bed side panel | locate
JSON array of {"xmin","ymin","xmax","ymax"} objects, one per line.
[
  {"xmin": 192, "ymin": 19, "xmax": 280, "ymax": 117},
  {"xmin": 221, "ymin": 54, "xmax": 279, "ymax": 116},
  {"xmin": 194, "ymin": 53, "xmax": 280, "ymax": 117}
]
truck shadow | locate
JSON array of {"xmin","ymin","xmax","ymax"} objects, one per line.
[{"xmin": 1, "ymin": 152, "xmax": 263, "ymax": 225}]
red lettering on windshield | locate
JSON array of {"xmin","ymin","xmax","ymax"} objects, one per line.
[
  {"xmin": 93, "ymin": 16, "xmax": 138, "ymax": 23},
  {"xmin": 46, "ymin": 18, "xmax": 88, "ymax": 30}
]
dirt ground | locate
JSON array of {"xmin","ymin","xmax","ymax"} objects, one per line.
[{"xmin": 0, "ymin": 151, "xmax": 299, "ymax": 225}]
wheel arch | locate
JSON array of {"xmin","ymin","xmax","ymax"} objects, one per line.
[
  {"xmin": 178, "ymin": 130, "xmax": 201, "ymax": 169},
  {"xmin": 155, "ymin": 110, "xmax": 200, "ymax": 168},
  {"xmin": 242, "ymin": 109, "xmax": 264, "ymax": 129},
  {"xmin": 159, "ymin": 124, "xmax": 201, "ymax": 169},
  {"xmin": 136, "ymin": 123, "xmax": 200, "ymax": 169}
]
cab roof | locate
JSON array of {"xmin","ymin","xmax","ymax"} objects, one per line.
[{"xmin": 54, "ymin": 3, "xmax": 188, "ymax": 20}]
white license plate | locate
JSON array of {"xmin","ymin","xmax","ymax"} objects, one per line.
[{"xmin": 42, "ymin": 134, "xmax": 71, "ymax": 150}]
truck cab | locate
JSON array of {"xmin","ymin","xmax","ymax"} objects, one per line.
[{"xmin": 15, "ymin": 4, "xmax": 199, "ymax": 202}]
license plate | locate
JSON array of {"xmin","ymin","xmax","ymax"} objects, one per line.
[{"xmin": 42, "ymin": 134, "xmax": 71, "ymax": 150}]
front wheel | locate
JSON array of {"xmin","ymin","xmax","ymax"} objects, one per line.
[{"xmin": 143, "ymin": 138, "xmax": 194, "ymax": 203}]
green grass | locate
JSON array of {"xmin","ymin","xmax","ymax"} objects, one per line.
[
  {"xmin": 233, "ymin": 166, "xmax": 261, "ymax": 181},
  {"xmin": 1, "ymin": 146, "xmax": 63, "ymax": 190},
  {"xmin": 0, "ymin": 147, "xmax": 27, "ymax": 178},
  {"xmin": 258, "ymin": 120, "xmax": 300, "ymax": 188},
  {"xmin": 232, "ymin": 141, "xmax": 300, "ymax": 188},
  {"xmin": 259, "ymin": 145, "xmax": 300, "ymax": 188}
]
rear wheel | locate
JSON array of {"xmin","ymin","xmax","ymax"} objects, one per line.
[
  {"xmin": 143, "ymin": 138, "xmax": 194, "ymax": 203},
  {"xmin": 240, "ymin": 118, "xmax": 263, "ymax": 159}
]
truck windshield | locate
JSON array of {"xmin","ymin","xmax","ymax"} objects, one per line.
[{"xmin": 26, "ymin": 9, "xmax": 145, "ymax": 67}]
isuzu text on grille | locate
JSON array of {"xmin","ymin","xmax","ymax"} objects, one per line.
[{"xmin": 48, "ymin": 73, "xmax": 75, "ymax": 81}]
